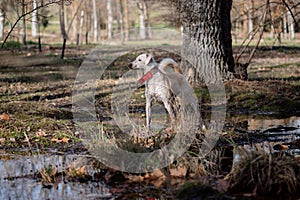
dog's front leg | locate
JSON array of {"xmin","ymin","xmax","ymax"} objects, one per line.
[{"xmin": 145, "ymin": 95, "xmax": 152, "ymax": 128}]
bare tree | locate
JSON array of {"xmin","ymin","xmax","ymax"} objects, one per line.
[
  {"xmin": 137, "ymin": 0, "xmax": 151, "ymax": 39},
  {"xmin": 21, "ymin": 0, "xmax": 27, "ymax": 45},
  {"xmin": 287, "ymin": 9, "xmax": 295, "ymax": 39},
  {"xmin": 124, "ymin": 0, "xmax": 129, "ymax": 41},
  {"xmin": 79, "ymin": 10, "xmax": 84, "ymax": 44},
  {"xmin": 92, "ymin": 0, "xmax": 99, "ymax": 43},
  {"xmin": 107, "ymin": 0, "xmax": 113, "ymax": 39},
  {"xmin": 118, "ymin": 0, "xmax": 124, "ymax": 44},
  {"xmin": 283, "ymin": 10, "xmax": 288, "ymax": 39},
  {"xmin": 59, "ymin": 0, "xmax": 68, "ymax": 58},
  {"xmin": 0, "ymin": 7, "xmax": 4, "ymax": 39},
  {"xmin": 1, "ymin": 0, "xmax": 62, "ymax": 49},
  {"xmin": 248, "ymin": 0, "xmax": 254, "ymax": 36},
  {"xmin": 31, "ymin": 0, "xmax": 39, "ymax": 37}
]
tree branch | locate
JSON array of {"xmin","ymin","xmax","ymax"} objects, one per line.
[
  {"xmin": 247, "ymin": 0, "xmax": 269, "ymax": 64},
  {"xmin": 281, "ymin": 0, "xmax": 300, "ymax": 31},
  {"xmin": 1, "ymin": 0, "xmax": 62, "ymax": 49},
  {"xmin": 66, "ymin": 0, "xmax": 84, "ymax": 36}
]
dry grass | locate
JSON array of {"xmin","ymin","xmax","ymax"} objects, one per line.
[{"xmin": 227, "ymin": 148, "xmax": 300, "ymax": 195}]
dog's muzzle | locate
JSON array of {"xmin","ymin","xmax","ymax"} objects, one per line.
[{"xmin": 128, "ymin": 63, "xmax": 133, "ymax": 69}]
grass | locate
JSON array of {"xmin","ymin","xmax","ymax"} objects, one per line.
[
  {"xmin": 227, "ymin": 148, "xmax": 300, "ymax": 195},
  {"xmin": 0, "ymin": 43, "xmax": 299, "ymax": 199}
]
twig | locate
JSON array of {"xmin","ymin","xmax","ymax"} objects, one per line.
[{"xmin": 247, "ymin": 0, "xmax": 269, "ymax": 65}]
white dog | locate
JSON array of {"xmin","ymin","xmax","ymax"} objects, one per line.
[{"xmin": 129, "ymin": 54, "xmax": 190, "ymax": 128}]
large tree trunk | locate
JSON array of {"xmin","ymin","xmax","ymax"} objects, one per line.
[
  {"xmin": 175, "ymin": 0, "xmax": 235, "ymax": 84},
  {"xmin": 31, "ymin": 0, "xmax": 39, "ymax": 37},
  {"xmin": 0, "ymin": 8, "xmax": 4, "ymax": 39},
  {"xmin": 107, "ymin": 0, "xmax": 113, "ymax": 39}
]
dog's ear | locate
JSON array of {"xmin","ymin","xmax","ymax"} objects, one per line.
[{"xmin": 145, "ymin": 54, "xmax": 153, "ymax": 65}]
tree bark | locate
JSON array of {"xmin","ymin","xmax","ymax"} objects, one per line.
[
  {"xmin": 287, "ymin": 9, "xmax": 295, "ymax": 40},
  {"xmin": 92, "ymin": 0, "xmax": 99, "ymax": 43},
  {"xmin": 248, "ymin": 0, "xmax": 254, "ymax": 36},
  {"xmin": 137, "ymin": 0, "xmax": 151, "ymax": 40},
  {"xmin": 71, "ymin": 1, "xmax": 79, "ymax": 42},
  {"xmin": 118, "ymin": 0, "xmax": 125, "ymax": 45},
  {"xmin": 107, "ymin": 0, "xmax": 113, "ymax": 39},
  {"xmin": 175, "ymin": 0, "xmax": 235, "ymax": 83},
  {"xmin": 79, "ymin": 10, "xmax": 84, "ymax": 44},
  {"xmin": 283, "ymin": 11, "xmax": 288, "ymax": 39},
  {"xmin": 59, "ymin": 0, "xmax": 68, "ymax": 59},
  {"xmin": 124, "ymin": 0, "xmax": 129, "ymax": 41},
  {"xmin": 22, "ymin": 0, "xmax": 27, "ymax": 45},
  {"xmin": 0, "ymin": 8, "xmax": 4, "ymax": 39},
  {"xmin": 32, "ymin": 0, "xmax": 39, "ymax": 37}
]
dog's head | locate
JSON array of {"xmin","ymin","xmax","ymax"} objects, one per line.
[{"xmin": 128, "ymin": 54, "xmax": 153, "ymax": 70}]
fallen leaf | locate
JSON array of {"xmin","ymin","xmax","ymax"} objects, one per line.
[
  {"xmin": 0, "ymin": 114, "xmax": 10, "ymax": 121},
  {"xmin": 151, "ymin": 177, "xmax": 165, "ymax": 188},
  {"xmin": 144, "ymin": 173, "xmax": 150, "ymax": 179},
  {"xmin": 50, "ymin": 137, "xmax": 69, "ymax": 144},
  {"xmin": 36, "ymin": 129, "xmax": 47, "ymax": 137},
  {"xmin": 0, "ymin": 138, "xmax": 5, "ymax": 143},
  {"xmin": 150, "ymin": 169, "xmax": 165, "ymax": 180},
  {"xmin": 61, "ymin": 137, "xmax": 69, "ymax": 143},
  {"xmin": 169, "ymin": 166, "xmax": 187, "ymax": 178},
  {"xmin": 76, "ymin": 166, "xmax": 86, "ymax": 176},
  {"xmin": 51, "ymin": 138, "xmax": 62, "ymax": 143},
  {"xmin": 273, "ymin": 143, "xmax": 289, "ymax": 151},
  {"xmin": 126, "ymin": 174, "xmax": 144, "ymax": 182},
  {"xmin": 10, "ymin": 138, "xmax": 16, "ymax": 142}
]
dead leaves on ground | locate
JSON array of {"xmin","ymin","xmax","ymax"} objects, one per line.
[
  {"xmin": 51, "ymin": 137, "xmax": 70, "ymax": 144},
  {"xmin": 0, "ymin": 113, "xmax": 10, "ymax": 121},
  {"xmin": 169, "ymin": 166, "xmax": 187, "ymax": 178}
]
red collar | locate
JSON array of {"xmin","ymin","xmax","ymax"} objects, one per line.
[{"xmin": 138, "ymin": 67, "xmax": 159, "ymax": 85}]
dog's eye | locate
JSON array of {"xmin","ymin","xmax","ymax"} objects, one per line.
[{"xmin": 138, "ymin": 59, "xmax": 142, "ymax": 61}]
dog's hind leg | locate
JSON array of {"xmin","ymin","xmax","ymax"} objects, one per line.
[{"xmin": 162, "ymin": 98, "xmax": 175, "ymax": 122}]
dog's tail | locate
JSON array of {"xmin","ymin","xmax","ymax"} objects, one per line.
[{"xmin": 158, "ymin": 58, "xmax": 183, "ymax": 74}]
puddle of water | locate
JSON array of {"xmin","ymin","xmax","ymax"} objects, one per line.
[
  {"xmin": 247, "ymin": 116, "xmax": 300, "ymax": 131},
  {"xmin": 0, "ymin": 179, "xmax": 111, "ymax": 200},
  {"xmin": 0, "ymin": 154, "xmax": 91, "ymax": 179},
  {"xmin": 232, "ymin": 116, "xmax": 300, "ymax": 165},
  {"xmin": 249, "ymin": 116, "xmax": 300, "ymax": 143}
]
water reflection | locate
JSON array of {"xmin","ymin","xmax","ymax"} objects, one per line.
[
  {"xmin": 0, "ymin": 154, "xmax": 90, "ymax": 179},
  {"xmin": 248, "ymin": 116, "xmax": 300, "ymax": 131},
  {"xmin": 0, "ymin": 179, "xmax": 111, "ymax": 200}
]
